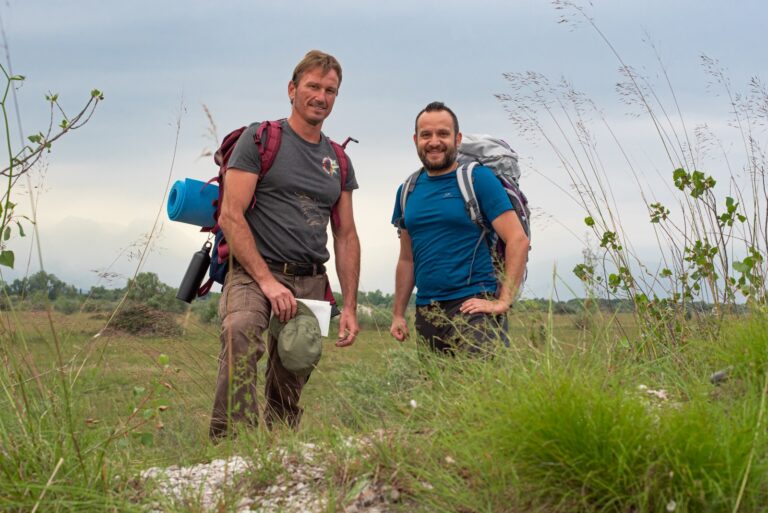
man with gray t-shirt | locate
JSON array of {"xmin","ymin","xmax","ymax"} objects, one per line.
[{"xmin": 209, "ymin": 50, "xmax": 360, "ymax": 440}]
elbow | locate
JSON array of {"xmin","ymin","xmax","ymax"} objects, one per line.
[
  {"xmin": 334, "ymin": 225, "xmax": 359, "ymax": 245},
  {"xmin": 217, "ymin": 206, "xmax": 240, "ymax": 236},
  {"xmin": 509, "ymin": 231, "xmax": 529, "ymax": 250},
  {"xmin": 396, "ymin": 255, "xmax": 414, "ymax": 272}
]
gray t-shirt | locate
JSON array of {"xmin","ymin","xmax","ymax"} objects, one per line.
[{"xmin": 226, "ymin": 119, "xmax": 358, "ymax": 264}]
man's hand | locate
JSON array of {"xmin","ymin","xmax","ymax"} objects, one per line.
[
  {"xmin": 390, "ymin": 315, "xmax": 409, "ymax": 342},
  {"xmin": 260, "ymin": 278, "xmax": 297, "ymax": 322},
  {"xmin": 459, "ymin": 298, "xmax": 509, "ymax": 316},
  {"xmin": 336, "ymin": 306, "xmax": 359, "ymax": 347}
]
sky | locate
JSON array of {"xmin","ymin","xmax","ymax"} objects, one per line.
[{"xmin": 0, "ymin": 0, "xmax": 765, "ymax": 299}]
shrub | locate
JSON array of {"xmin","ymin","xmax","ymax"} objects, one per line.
[
  {"xmin": 53, "ymin": 297, "xmax": 80, "ymax": 315},
  {"xmin": 109, "ymin": 302, "xmax": 182, "ymax": 337},
  {"xmin": 191, "ymin": 293, "xmax": 219, "ymax": 324}
]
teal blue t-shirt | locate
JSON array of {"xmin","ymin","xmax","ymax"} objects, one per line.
[{"xmin": 391, "ymin": 166, "xmax": 513, "ymax": 305}]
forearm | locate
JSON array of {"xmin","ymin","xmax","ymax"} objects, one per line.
[
  {"xmin": 393, "ymin": 259, "xmax": 415, "ymax": 318},
  {"xmin": 497, "ymin": 234, "xmax": 529, "ymax": 306},
  {"xmin": 219, "ymin": 213, "xmax": 274, "ymax": 286},
  {"xmin": 334, "ymin": 230, "xmax": 360, "ymax": 310}
]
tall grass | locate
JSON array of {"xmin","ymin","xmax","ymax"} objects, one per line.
[
  {"xmin": 348, "ymin": 312, "xmax": 768, "ymax": 512},
  {"xmin": 498, "ymin": 1, "xmax": 767, "ymax": 352},
  {"xmin": 0, "ymin": 314, "xmax": 136, "ymax": 511},
  {"xmin": 1, "ymin": 3, "xmax": 767, "ymax": 511}
]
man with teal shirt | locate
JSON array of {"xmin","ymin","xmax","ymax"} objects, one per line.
[{"xmin": 389, "ymin": 102, "xmax": 528, "ymax": 354}]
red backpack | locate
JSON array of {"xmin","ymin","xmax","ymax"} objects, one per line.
[{"xmin": 197, "ymin": 120, "xmax": 355, "ymax": 307}]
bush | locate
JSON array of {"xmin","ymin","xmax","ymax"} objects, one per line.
[
  {"xmin": 80, "ymin": 299, "xmax": 118, "ymax": 313},
  {"xmin": 109, "ymin": 302, "xmax": 182, "ymax": 337},
  {"xmin": 53, "ymin": 298, "xmax": 80, "ymax": 315},
  {"xmin": 191, "ymin": 293, "xmax": 220, "ymax": 324}
]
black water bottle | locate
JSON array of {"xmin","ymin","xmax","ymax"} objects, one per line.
[{"xmin": 176, "ymin": 241, "xmax": 212, "ymax": 303}]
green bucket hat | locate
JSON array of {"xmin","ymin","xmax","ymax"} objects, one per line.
[{"xmin": 269, "ymin": 302, "xmax": 322, "ymax": 377}]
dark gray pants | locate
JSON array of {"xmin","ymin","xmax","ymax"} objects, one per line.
[{"xmin": 415, "ymin": 295, "xmax": 510, "ymax": 356}]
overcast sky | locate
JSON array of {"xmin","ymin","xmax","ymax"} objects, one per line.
[{"xmin": 0, "ymin": 0, "xmax": 765, "ymax": 299}]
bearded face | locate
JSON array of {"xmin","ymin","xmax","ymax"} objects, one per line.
[
  {"xmin": 414, "ymin": 110, "xmax": 461, "ymax": 174},
  {"xmin": 417, "ymin": 140, "xmax": 458, "ymax": 172}
]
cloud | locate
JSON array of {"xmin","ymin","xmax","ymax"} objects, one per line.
[{"xmin": 0, "ymin": 0, "xmax": 764, "ymax": 301}]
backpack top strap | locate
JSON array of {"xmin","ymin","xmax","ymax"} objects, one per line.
[
  {"xmin": 339, "ymin": 136, "xmax": 359, "ymax": 149},
  {"xmin": 456, "ymin": 162, "xmax": 484, "ymax": 227}
]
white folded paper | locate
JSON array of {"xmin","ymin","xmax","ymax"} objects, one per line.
[{"xmin": 297, "ymin": 299, "xmax": 332, "ymax": 337}]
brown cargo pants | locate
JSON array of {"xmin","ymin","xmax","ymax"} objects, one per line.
[{"xmin": 209, "ymin": 262, "xmax": 327, "ymax": 441}]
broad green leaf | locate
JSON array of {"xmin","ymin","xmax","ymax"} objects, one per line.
[
  {"xmin": 733, "ymin": 261, "xmax": 748, "ymax": 273},
  {"xmin": 0, "ymin": 250, "xmax": 14, "ymax": 268},
  {"xmin": 584, "ymin": 216, "xmax": 595, "ymax": 227},
  {"xmin": 157, "ymin": 354, "xmax": 170, "ymax": 366}
]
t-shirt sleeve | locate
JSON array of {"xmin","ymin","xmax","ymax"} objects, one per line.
[
  {"xmin": 391, "ymin": 183, "xmax": 404, "ymax": 228},
  {"xmin": 226, "ymin": 122, "xmax": 262, "ymax": 174},
  {"xmin": 474, "ymin": 166, "xmax": 513, "ymax": 223}
]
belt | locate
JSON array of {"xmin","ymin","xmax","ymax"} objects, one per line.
[{"xmin": 265, "ymin": 259, "xmax": 326, "ymax": 277}]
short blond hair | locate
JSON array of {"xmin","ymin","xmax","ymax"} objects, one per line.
[{"xmin": 291, "ymin": 50, "xmax": 343, "ymax": 88}]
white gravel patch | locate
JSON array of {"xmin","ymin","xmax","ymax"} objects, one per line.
[{"xmin": 138, "ymin": 442, "xmax": 398, "ymax": 512}]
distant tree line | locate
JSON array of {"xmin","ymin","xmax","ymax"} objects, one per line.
[
  {"xmin": 0, "ymin": 271, "xmax": 734, "ymax": 323},
  {"xmin": 0, "ymin": 271, "xmax": 208, "ymax": 316}
]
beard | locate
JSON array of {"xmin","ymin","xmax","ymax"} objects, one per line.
[{"xmin": 418, "ymin": 144, "xmax": 458, "ymax": 172}]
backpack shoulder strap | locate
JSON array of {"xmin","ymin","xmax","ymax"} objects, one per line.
[
  {"xmin": 330, "ymin": 140, "xmax": 349, "ymax": 188},
  {"xmin": 255, "ymin": 119, "xmax": 283, "ymax": 179},
  {"xmin": 456, "ymin": 161, "xmax": 484, "ymax": 227},
  {"xmin": 395, "ymin": 169, "xmax": 422, "ymax": 230},
  {"xmin": 329, "ymin": 138, "xmax": 352, "ymax": 229},
  {"xmin": 457, "ymin": 162, "xmax": 497, "ymax": 286}
]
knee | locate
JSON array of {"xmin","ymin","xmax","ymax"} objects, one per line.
[{"xmin": 221, "ymin": 311, "xmax": 266, "ymax": 359}]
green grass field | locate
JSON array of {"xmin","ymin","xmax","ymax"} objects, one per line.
[{"xmin": 2, "ymin": 307, "xmax": 767, "ymax": 512}]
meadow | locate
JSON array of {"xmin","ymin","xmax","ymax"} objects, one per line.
[
  {"xmin": 2, "ymin": 306, "xmax": 767, "ymax": 512},
  {"xmin": 1, "ymin": 3, "xmax": 766, "ymax": 511}
]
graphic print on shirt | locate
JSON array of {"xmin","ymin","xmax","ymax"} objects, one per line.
[
  {"xmin": 296, "ymin": 192, "xmax": 326, "ymax": 227},
  {"xmin": 321, "ymin": 156, "xmax": 339, "ymax": 177}
]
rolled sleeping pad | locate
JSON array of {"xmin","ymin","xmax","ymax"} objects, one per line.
[{"xmin": 167, "ymin": 178, "xmax": 218, "ymax": 227}]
